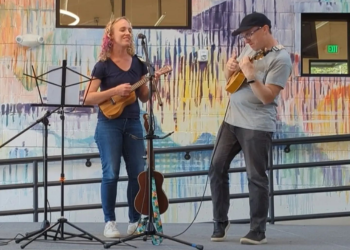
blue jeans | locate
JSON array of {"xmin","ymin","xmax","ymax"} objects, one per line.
[{"xmin": 94, "ymin": 118, "xmax": 146, "ymax": 223}]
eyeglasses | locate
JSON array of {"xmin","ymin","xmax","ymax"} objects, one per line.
[{"xmin": 239, "ymin": 27, "xmax": 262, "ymax": 40}]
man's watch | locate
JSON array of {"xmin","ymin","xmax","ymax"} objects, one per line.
[{"xmin": 247, "ymin": 79, "xmax": 255, "ymax": 84}]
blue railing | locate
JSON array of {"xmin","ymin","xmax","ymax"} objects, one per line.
[{"xmin": 1, "ymin": 134, "xmax": 350, "ymax": 223}]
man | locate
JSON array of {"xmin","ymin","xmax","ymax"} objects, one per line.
[{"xmin": 209, "ymin": 12, "xmax": 292, "ymax": 245}]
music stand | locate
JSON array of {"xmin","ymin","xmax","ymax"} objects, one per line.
[
  {"xmin": 0, "ymin": 107, "xmax": 60, "ymax": 241},
  {"xmin": 14, "ymin": 60, "xmax": 105, "ymax": 248},
  {"xmin": 104, "ymin": 36, "xmax": 203, "ymax": 250}
]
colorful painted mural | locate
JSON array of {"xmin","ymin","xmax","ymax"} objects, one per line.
[{"xmin": 0, "ymin": 0, "xmax": 349, "ymax": 224}]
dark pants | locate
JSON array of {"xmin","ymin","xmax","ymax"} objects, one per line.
[{"xmin": 209, "ymin": 122, "xmax": 272, "ymax": 232}]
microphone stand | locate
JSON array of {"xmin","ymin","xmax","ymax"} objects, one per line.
[{"xmin": 104, "ymin": 36, "xmax": 203, "ymax": 250}]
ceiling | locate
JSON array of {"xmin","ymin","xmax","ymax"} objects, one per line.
[{"xmin": 59, "ymin": 0, "xmax": 189, "ymax": 27}]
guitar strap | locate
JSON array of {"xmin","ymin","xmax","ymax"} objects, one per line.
[
  {"xmin": 272, "ymin": 44, "xmax": 285, "ymax": 51},
  {"xmin": 261, "ymin": 44, "xmax": 286, "ymax": 84},
  {"xmin": 136, "ymin": 177, "xmax": 164, "ymax": 245},
  {"xmin": 263, "ymin": 44, "xmax": 285, "ymax": 56}
]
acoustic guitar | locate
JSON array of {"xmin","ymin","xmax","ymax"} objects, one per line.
[
  {"xmin": 134, "ymin": 113, "xmax": 169, "ymax": 215},
  {"xmin": 98, "ymin": 65, "xmax": 172, "ymax": 119},
  {"xmin": 225, "ymin": 49, "xmax": 266, "ymax": 94}
]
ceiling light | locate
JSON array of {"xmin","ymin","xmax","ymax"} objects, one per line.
[
  {"xmin": 154, "ymin": 14, "xmax": 166, "ymax": 26},
  {"xmin": 60, "ymin": 9, "xmax": 80, "ymax": 26},
  {"xmin": 316, "ymin": 21, "xmax": 328, "ymax": 29}
]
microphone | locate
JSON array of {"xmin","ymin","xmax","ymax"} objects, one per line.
[{"xmin": 137, "ymin": 33, "xmax": 146, "ymax": 39}]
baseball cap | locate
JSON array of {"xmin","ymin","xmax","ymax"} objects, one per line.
[{"xmin": 232, "ymin": 12, "xmax": 271, "ymax": 36}]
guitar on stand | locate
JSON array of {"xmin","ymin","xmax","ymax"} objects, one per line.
[{"xmin": 134, "ymin": 113, "xmax": 169, "ymax": 245}]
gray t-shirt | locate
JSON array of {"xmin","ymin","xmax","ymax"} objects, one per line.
[{"xmin": 225, "ymin": 44, "xmax": 292, "ymax": 132}]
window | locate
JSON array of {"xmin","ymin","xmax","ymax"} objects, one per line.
[
  {"xmin": 56, "ymin": 0, "xmax": 192, "ymax": 29},
  {"xmin": 301, "ymin": 13, "xmax": 350, "ymax": 76},
  {"xmin": 310, "ymin": 60, "xmax": 348, "ymax": 74}
]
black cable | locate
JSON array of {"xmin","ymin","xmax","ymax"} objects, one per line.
[
  {"xmin": 0, "ymin": 233, "xmax": 25, "ymax": 246},
  {"xmin": 47, "ymin": 199, "xmax": 51, "ymax": 223},
  {"xmin": 171, "ymin": 99, "xmax": 231, "ymax": 238}
]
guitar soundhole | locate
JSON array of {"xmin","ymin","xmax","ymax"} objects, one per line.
[{"xmin": 110, "ymin": 98, "xmax": 116, "ymax": 105}]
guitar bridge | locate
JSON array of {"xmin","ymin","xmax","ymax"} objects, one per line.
[{"xmin": 110, "ymin": 98, "xmax": 116, "ymax": 105}]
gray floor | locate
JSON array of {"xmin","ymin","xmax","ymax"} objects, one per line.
[{"xmin": 0, "ymin": 221, "xmax": 349, "ymax": 250}]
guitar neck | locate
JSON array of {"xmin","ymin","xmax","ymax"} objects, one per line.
[
  {"xmin": 143, "ymin": 113, "xmax": 156, "ymax": 171},
  {"xmin": 131, "ymin": 77, "xmax": 150, "ymax": 92}
]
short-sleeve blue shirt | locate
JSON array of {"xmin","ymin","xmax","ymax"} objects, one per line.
[{"xmin": 91, "ymin": 55, "xmax": 148, "ymax": 120}]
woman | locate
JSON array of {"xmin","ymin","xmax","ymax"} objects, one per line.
[{"xmin": 83, "ymin": 16, "xmax": 154, "ymax": 238}]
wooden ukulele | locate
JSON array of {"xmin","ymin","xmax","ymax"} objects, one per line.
[
  {"xmin": 98, "ymin": 65, "xmax": 172, "ymax": 119},
  {"xmin": 225, "ymin": 49, "xmax": 266, "ymax": 93},
  {"xmin": 134, "ymin": 113, "xmax": 169, "ymax": 215}
]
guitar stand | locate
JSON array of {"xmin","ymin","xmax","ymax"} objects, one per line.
[
  {"xmin": 104, "ymin": 35, "xmax": 204, "ymax": 250},
  {"xmin": 104, "ymin": 132, "xmax": 203, "ymax": 250}
]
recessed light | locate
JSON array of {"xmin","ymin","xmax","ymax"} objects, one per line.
[{"xmin": 60, "ymin": 9, "xmax": 80, "ymax": 26}]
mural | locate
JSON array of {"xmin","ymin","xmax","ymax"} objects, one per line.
[{"xmin": 0, "ymin": 0, "xmax": 349, "ymax": 224}]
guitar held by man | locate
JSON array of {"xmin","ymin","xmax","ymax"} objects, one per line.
[{"xmin": 225, "ymin": 49, "xmax": 267, "ymax": 94}]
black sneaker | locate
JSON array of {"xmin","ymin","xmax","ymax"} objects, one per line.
[
  {"xmin": 240, "ymin": 230, "xmax": 267, "ymax": 245},
  {"xmin": 210, "ymin": 221, "xmax": 230, "ymax": 242}
]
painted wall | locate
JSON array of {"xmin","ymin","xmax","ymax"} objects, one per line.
[{"xmin": 0, "ymin": 0, "xmax": 349, "ymax": 224}]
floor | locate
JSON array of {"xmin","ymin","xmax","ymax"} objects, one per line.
[{"xmin": 0, "ymin": 220, "xmax": 349, "ymax": 250}]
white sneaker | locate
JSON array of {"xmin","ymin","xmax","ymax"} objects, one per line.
[
  {"xmin": 127, "ymin": 222, "xmax": 139, "ymax": 235},
  {"xmin": 104, "ymin": 221, "xmax": 121, "ymax": 238}
]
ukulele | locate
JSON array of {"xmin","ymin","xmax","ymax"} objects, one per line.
[
  {"xmin": 134, "ymin": 113, "xmax": 169, "ymax": 215},
  {"xmin": 225, "ymin": 49, "xmax": 266, "ymax": 94},
  {"xmin": 98, "ymin": 65, "xmax": 172, "ymax": 119}
]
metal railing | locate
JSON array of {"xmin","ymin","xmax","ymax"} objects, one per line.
[{"xmin": 1, "ymin": 134, "xmax": 350, "ymax": 223}]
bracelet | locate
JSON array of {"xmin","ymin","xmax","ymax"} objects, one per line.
[{"xmin": 247, "ymin": 79, "xmax": 255, "ymax": 84}]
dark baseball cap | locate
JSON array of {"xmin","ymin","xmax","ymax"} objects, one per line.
[{"xmin": 232, "ymin": 12, "xmax": 271, "ymax": 36}]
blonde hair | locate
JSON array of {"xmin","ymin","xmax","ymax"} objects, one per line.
[{"xmin": 99, "ymin": 16, "xmax": 136, "ymax": 61}]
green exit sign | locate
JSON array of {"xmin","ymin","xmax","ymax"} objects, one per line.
[{"xmin": 327, "ymin": 45, "xmax": 338, "ymax": 53}]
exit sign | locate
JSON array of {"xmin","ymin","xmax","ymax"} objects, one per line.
[{"xmin": 327, "ymin": 45, "xmax": 338, "ymax": 53}]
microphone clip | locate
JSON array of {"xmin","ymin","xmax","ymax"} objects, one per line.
[{"xmin": 137, "ymin": 33, "xmax": 146, "ymax": 39}]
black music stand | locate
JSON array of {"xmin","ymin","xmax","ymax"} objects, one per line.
[
  {"xmin": 13, "ymin": 60, "xmax": 105, "ymax": 248},
  {"xmin": 0, "ymin": 107, "xmax": 60, "ymax": 241},
  {"xmin": 104, "ymin": 36, "xmax": 204, "ymax": 250}
]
